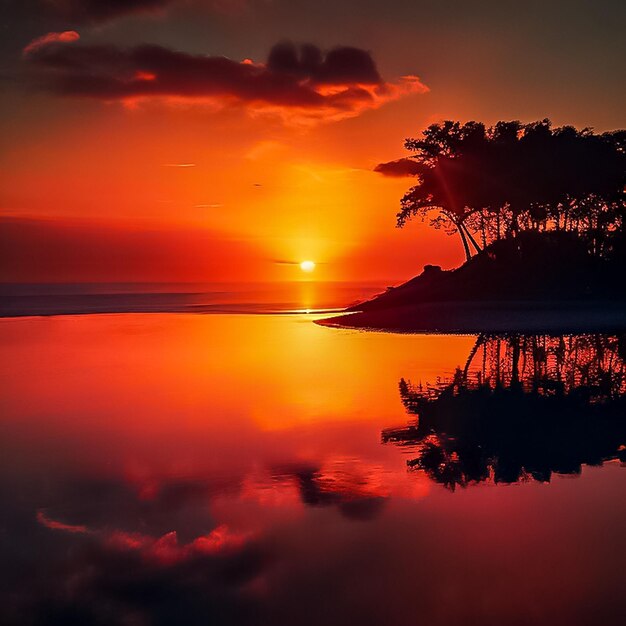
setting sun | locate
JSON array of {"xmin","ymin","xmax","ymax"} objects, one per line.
[{"xmin": 300, "ymin": 260, "xmax": 316, "ymax": 272}]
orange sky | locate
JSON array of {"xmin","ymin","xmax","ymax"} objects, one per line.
[
  {"xmin": 1, "ymin": 79, "xmax": 462, "ymax": 282},
  {"xmin": 1, "ymin": 1, "xmax": 624, "ymax": 283}
]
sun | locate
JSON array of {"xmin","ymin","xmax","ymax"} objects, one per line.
[{"xmin": 300, "ymin": 260, "xmax": 316, "ymax": 272}]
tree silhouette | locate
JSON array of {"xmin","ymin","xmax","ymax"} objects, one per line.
[
  {"xmin": 384, "ymin": 334, "xmax": 626, "ymax": 489},
  {"xmin": 395, "ymin": 120, "xmax": 626, "ymax": 262}
]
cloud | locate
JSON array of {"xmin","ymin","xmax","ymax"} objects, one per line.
[
  {"xmin": 22, "ymin": 38, "xmax": 428, "ymax": 124},
  {"xmin": 28, "ymin": 503, "xmax": 270, "ymax": 624},
  {"xmin": 267, "ymin": 40, "xmax": 381, "ymax": 85},
  {"xmin": 41, "ymin": 0, "xmax": 174, "ymax": 23},
  {"xmin": 39, "ymin": 1, "xmax": 265, "ymax": 24},
  {"xmin": 38, "ymin": 507, "xmax": 248, "ymax": 566},
  {"xmin": 21, "ymin": 30, "xmax": 80, "ymax": 56},
  {"xmin": 37, "ymin": 510, "xmax": 92, "ymax": 534},
  {"xmin": 41, "ymin": 1, "xmax": 253, "ymax": 23},
  {"xmin": 245, "ymin": 139, "xmax": 284, "ymax": 160},
  {"xmin": 374, "ymin": 157, "xmax": 424, "ymax": 177},
  {"xmin": 296, "ymin": 469, "xmax": 388, "ymax": 520}
]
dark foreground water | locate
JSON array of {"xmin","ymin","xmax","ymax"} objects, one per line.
[{"xmin": 0, "ymin": 313, "xmax": 625, "ymax": 625}]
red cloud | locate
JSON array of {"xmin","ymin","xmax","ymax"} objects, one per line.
[
  {"xmin": 23, "ymin": 38, "xmax": 428, "ymax": 124},
  {"xmin": 37, "ymin": 510, "xmax": 90, "ymax": 534},
  {"xmin": 22, "ymin": 30, "xmax": 80, "ymax": 56},
  {"xmin": 37, "ymin": 508, "xmax": 247, "ymax": 566}
]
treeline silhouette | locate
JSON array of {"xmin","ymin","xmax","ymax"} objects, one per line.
[
  {"xmin": 383, "ymin": 334, "xmax": 626, "ymax": 489},
  {"xmin": 396, "ymin": 120, "xmax": 626, "ymax": 262}
]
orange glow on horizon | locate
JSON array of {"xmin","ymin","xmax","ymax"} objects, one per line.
[{"xmin": 0, "ymin": 74, "xmax": 462, "ymax": 283}]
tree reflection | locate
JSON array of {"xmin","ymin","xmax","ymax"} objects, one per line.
[{"xmin": 384, "ymin": 334, "xmax": 626, "ymax": 489}]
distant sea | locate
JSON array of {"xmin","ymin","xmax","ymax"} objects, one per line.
[{"xmin": 0, "ymin": 281, "xmax": 387, "ymax": 317}]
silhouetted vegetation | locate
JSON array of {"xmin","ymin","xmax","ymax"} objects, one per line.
[
  {"xmin": 396, "ymin": 120, "xmax": 626, "ymax": 262},
  {"xmin": 349, "ymin": 229, "xmax": 626, "ymax": 314},
  {"xmin": 318, "ymin": 120, "xmax": 626, "ymax": 329},
  {"xmin": 383, "ymin": 334, "xmax": 626, "ymax": 489}
]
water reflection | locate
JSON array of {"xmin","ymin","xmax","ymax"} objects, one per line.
[
  {"xmin": 385, "ymin": 334, "xmax": 626, "ymax": 489},
  {"xmin": 1, "ymin": 317, "xmax": 625, "ymax": 625}
]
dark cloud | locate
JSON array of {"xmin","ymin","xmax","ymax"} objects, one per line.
[
  {"xmin": 34, "ymin": 475, "xmax": 243, "ymax": 542},
  {"xmin": 0, "ymin": 470, "xmax": 268, "ymax": 626},
  {"xmin": 42, "ymin": 0, "xmax": 174, "ymax": 23},
  {"xmin": 272, "ymin": 466, "xmax": 389, "ymax": 521},
  {"xmin": 16, "ymin": 528, "xmax": 269, "ymax": 626},
  {"xmin": 267, "ymin": 40, "xmax": 382, "ymax": 85},
  {"xmin": 22, "ymin": 37, "xmax": 427, "ymax": 123},
  {"xmin": 374, "ymin": 157, "xmax": 424, "ymax": 177}
]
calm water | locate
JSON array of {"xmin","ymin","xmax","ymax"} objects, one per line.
[
  {"xmin": 1, "ymin": 313, "xmax": 625, "ymax": 625},
  {"xmin": 0, "ymin": 281, "xmax": 385, "ymax": 316}
]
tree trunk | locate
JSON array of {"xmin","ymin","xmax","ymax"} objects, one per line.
[
  {"xmin": 455, "ymin": 219, "xmax": 472, "ymax": 262},
  {"xmin": 462, "ymin": 223, "xmax": 482, "ymax": 254}
]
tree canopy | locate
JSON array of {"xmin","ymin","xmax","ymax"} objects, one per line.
[{"xmin": 394, "ymin": 119, "xmax": 626, "ymax": 261}]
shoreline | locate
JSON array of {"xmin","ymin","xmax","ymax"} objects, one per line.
[{"xmin": 317, "ymin": 301, "xmax": 626, "ymax": 334}]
